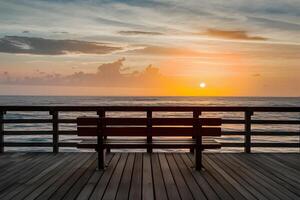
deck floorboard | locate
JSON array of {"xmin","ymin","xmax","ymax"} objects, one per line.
[{"xmin": 0, "ymin": 152, "xmax": 299, "ymax": 200}]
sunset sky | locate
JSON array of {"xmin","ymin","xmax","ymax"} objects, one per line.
[{"xmin": 0, "ymin": 0, "xmax": 299, "ymax": 96}]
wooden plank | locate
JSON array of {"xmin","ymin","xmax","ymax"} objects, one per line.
[
  {"xmin": 196, "ymin": 154, "xmax": 246, "ymax": 200},
  {"xmin": 270, "ymin": 154, "xmax": 300, "ymax": 170},
  {"xmin": 246, "ymin": 154, "xmax": 300, "ymax": 186},
  {"xmin": 102, "ymin": 154, "xmax": 128, "ymax": 200},
  {"xmin": 0, "ymin": 153, "xmax": 34, "ymax": 177},
  {"xmin": 13, "ymin": 153, "xmax": 90, "ymax": 200},
  {"xmin": 0, "ymin": 152, "xmax": 299, "ymax": 200},
  {"xmin": 129, "ymin": 153, "xmax": 143, "ymax": 199},
  {"xmin": 142, "ymin": 154, "xmax": 154, "ymax": 200},
  {"xmin": 275, "ymin": 154, "xmax": 300, "ymax": 165},
  {"xmin": 63, "ymin": 153, "xmax": 114, "ymax": 200},
  {"xmin": 76, "ymin": 154, "xmax": 118, "ymax": 200},
  {"xmin": 153, "ymin": 118, "xmax": 222, "ymax": 126},
  {"xmin": 89, "ymin": 153, "xmax": 121, "ymax": 200},
  {"xmin": 0, "ymin": 154, "xmax": 68, "ymax": 199},
  {"xmin": 31, "ymin": 154, "xmax": 93, "ymax": 200},
  {"xmin": 172, "ymin": 154, "xmax": 207, "ymax": 199},
  {"xmin": 158, "ymin": 154, "xmax": 181, "ymax": 200},
  {"xmin": 229, "ymin": 154, "xmax": 300, "ymax": 198},
  {"xmin": 78, "ymin": 127, "xmax": 221, "ymax": 136},
  {"xmin": 77, "ymin": 117, "xmax": 222, "ymax": 126},
  {"xmin": 78, "ymin": 139, "xmax": 220, "ymax": 149},
  {"xmin": 151, "ymin": 154, "xmax": 168, "ymax": 200},
  {"xmin": 210, "ymin": 154, "xmax": 269, "ymax": 200},
  {"xmin": 115, "ymin": 154, "xmax": 135, "ymax": 200},
  {"xmin": 205, "ymin": 155, "xmax": 257, "ymax": 200},
  {"xmin": 1, "ymin": 153, "xmax": 77, "ymax": 200},
  {"xmin": 0, "ymin": 154, "xmax": 53, "ymax": 192},
  {"xmin": 258, "ymin": 154, "xmax": 300, "ymax": 179},
  {"xmin": 0, "ymin": 153, "xmax": 65, "ymax": 200},
  {"xmin": 45, "ymin": 154, "xmax": 97, "ymax": 200},
  {"xmin": 165, "ymin": 153, "xmax": 194, "ymax": 200},
  {"xmin": 183, "ymin": 153, "xmax": 230, "ymax": 200},
  {"xmin": 214, "ymin": 154, "xmax": 284, "ymax": 200},
  {"xmin": 77, "ymin": 127, "xmax": 97, "ymax": 136}
]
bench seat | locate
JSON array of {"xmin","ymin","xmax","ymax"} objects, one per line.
[{"xmin": 77, "ymin": 137, "xmax": 220, "ymax": 149}]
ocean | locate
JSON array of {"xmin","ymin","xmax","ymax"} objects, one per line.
[{"xmin": 0, "ymin": 96, "xmax": 299, "ymax": 153}]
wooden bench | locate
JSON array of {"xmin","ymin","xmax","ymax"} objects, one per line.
[{"xmin": 77, "ymin": 117, "xmax": 222, "ymax": 170}]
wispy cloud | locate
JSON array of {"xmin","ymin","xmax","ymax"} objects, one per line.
[
  {"xmin": 202, "ymin": 28, "xmax": 267, "ymax": 41},
  {"xmin": 248, "ymin": 17, "xmax": 300, "ymax": 31},
  {"xmin": 0, "ymin": 36, "xmax": 122, "ymax": 55},
  {"xmin": 118, "ymin": 30, "xmax": 163, "ymax": 35}
]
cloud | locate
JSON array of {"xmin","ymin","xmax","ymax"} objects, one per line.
[
  {"xmin": 0, "ymin": 58, "xmax": 164, "ymax": 88},
  {"xmin": 252, "ymin": 73, "xmax": 261, "ymax": 77},
  {"xmin": 129, "ymin": 46, "xmax": 202, "ymax": 57},
  {"xmin": 202, "ymin": 28, "xmax": 267, "ymax": 41},
  {"xmin": 118, "ymin": 30, "xmax": 163, "ymax": 35},
  {"xmin": 0, "ymin": 36, "xmax": 122, "ymax": 55},
  {"xmin": 52, "ymin": 31, "xmax": 69, "ymax": 34},
  {"xmin": 248, "ymin": 17, "xmax": 300, "ymax": 31}
]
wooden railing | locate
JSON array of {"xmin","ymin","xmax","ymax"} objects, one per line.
[{"xmin": 0, "ymin": 106, "xmax": 299, "ymax": 153}]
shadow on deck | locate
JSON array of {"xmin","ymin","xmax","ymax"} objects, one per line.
[{"xmin": 0, "ymin": 152, "xmax": 299, "ymax": 200}]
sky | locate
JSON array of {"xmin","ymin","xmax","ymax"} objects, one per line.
[{"xmin": 0, "ymin": 0, "xmax": 299, "ymax": 96}]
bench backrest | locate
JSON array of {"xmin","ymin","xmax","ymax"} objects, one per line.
[{"xmin": 77, "ymin": 117, "xmax": 221, "ymax": 137}]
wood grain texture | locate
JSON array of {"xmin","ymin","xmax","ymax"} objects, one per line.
[{"xmin": 0, "ymin": 152, "xmax": 298, "ymax": 200}]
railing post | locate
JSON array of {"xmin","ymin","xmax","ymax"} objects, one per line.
[
  {"xmin": 97, "ymin": 110, "xmax": 105, "ymax": 169},
  {"xmin": 147, "ymin": 110, "xmax": 152, "ymax": 153},
  {"xmin": 50, "ymin": 111, "xmax": 59, "ymax": 153},
  {"xmin": 191, "ymin": 110, "xmax": 201, "ymax": 153},
  {"xmin": 97, "ymin": 110, "xmax": 108, "ymax": 153},
  {"xmin": 0, "ymin": 111, "xmax": 4, "ymax": 153},
  {"xmin": 245, "ymin": 110, "xmax": 253, "ymax": 153}
]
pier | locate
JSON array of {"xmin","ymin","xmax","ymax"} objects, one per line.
[{"xmin": 0, "ymin": 106, "xmax": 299, "ymax": 199}]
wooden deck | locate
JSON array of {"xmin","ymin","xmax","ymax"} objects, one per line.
[{"xmin": 0, "ymin": 153, "xmax": 299, "ymax": 200}]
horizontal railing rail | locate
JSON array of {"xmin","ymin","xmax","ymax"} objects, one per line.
[{"xmin": 0, "ymin": 106, "xmax": 299, "ymax": 153}]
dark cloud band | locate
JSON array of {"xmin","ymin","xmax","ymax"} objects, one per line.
[
  {"xmin": 118, "ymin": 31, "xmax": 163, "ymax": 35},
  {"xmin": 0, "ymin": 36, "xmax": 122, "ymax": 55}
]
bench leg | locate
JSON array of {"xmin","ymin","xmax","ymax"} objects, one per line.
[
  {"xmin": 190, "ymin": 136, "xmax": 195, "ymax": 153},
  {"xmin": 195, "ymin": 148, "xmax": 202, "ymax": 171},
  {"xmin": 104, "ymin": 136, "xmax": 110, "ymax": 153},
  {"xmin": 190, "ymin": 147, "xmax": 194, "ymax": 154},
  {"xmin": 97, "ymin": 148, "xmax": 105, "ymax": 170},
  {"xmin": 147, "ymin": 146, "xmax": 152, "ymax": 153}
]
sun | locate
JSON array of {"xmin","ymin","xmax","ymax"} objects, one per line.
[{"xmin": 199, "ymin": 82, "xmax": 206, "ymax": 88}]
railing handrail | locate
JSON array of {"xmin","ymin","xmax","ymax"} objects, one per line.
[{"xmin": 0, "ymin": 106, "xmax": 300, "ymax": 112}]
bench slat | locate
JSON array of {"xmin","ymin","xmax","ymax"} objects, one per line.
[
  {"xmin": 77, "ymin": 138, "xmax": 220, "ymax": 149},
  {"xmin": 77, "ymin": 127, "xmax": 221, "ymax": 137},
  {"xmin": 77, "ymin": 117, "xmax": 221, "ymax": 126}
]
